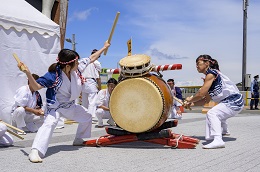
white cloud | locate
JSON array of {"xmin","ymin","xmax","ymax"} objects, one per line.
[
  {"xmin": 121, "ymin": 0, "xmax": 260, "ymax": 85},
  {"xmin": 149, "ymin": 48, "xmax": 188, "ymax": 60},
  {"xmin": 68, "ymin": 8, "xmax": 98, "ymax": 22}
]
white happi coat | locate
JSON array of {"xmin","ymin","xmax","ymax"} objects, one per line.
[
  {"xmin": 11, "ymin": 85, "xmax": 44, "ymax": 132},
  {"xmin": 95, "ymin": 89, "xmax": 112, "ymax": 126},
  {"xmin": 81, "ymin": 60, "xmax": 102, "ymax": 117},
  {"xmin": 96, "ymin": 89, "xmax": 110, "ymax": 110},
  {"xmin": 13, "ymin": 85, "xmax": 38, "ymax": 109},
  {"xmin": 82, "ymin": 60, "xmax": 101, "ymax": 94}
]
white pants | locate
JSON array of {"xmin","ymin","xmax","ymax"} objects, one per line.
[
  {"xmin": 82, "ymin": 79, "xmax": 98, "ymax": 118},
  {"xmin": 96, "ymin": 108, "xmax": 112, "ymax": 126},
  {"xmin": 0, "ymin": 123, "xmax": 13, "ymax": 146},
  {"xmin": 168, "ymin": 105, "xmax": 181, "ymax": 119},
  {"xmin": 81, "ymin": 92, "xmax": 97, "ymax": 118},
  {"xmin": 31, "ymin": 104, "xmax": 92, "ymax": 156},
  {"xmin": 12, "ymin": 107, "xmax": 44, "ymax": 132},
  {"xmin": 55, "ymin": 117, "xmax": 65, "ymax": 129},
  {"xmin": 205, "ymin": 103, "xmax": 243, "ymax": 140}
]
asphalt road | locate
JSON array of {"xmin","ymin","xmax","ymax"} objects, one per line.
[{"xmin": 1, "ymin": 110, "xmax": 260, "ymax": 172}]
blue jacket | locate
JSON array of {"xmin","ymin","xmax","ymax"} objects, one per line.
[
  {"xmin": 175, "ymin": 86, "xmax": 183, "ymax": 100},
  {"xmin": 251, "ymin": 80, "xmax": 259, "ymax": 93}
]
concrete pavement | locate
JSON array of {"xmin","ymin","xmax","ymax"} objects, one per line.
[{"xmin": 1, "ymin": 110, "xmax": 260, "ymax": 172}]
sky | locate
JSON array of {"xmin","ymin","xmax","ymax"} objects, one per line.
[{"xmin": 64, "ymin": 0, "xmax": 260, "ymax": 86}]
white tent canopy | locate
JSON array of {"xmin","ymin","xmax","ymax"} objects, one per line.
[{"xmin": 0, "ymin": 0, "xmax": 61, "ymax": 123}]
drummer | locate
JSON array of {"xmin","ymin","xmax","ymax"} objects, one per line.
[
  {"xmin": 167, "ymin": 79, "xmax": 182, "ymax": 119},
  {"xmin": 184, "ymin": 55, "xmax": 244, "ymax": 149},
  {"xmin": 95, "ymin": 78, "xmax": 118, "ymax": 127}
]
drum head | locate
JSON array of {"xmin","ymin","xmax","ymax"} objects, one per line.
[
  {"xmin": 119, "ymin": 54, "xmax": 150, "ymax": 67},
  {"xmin": 110, "ymin": 77, "xmax": 164, "ymax": 133}
]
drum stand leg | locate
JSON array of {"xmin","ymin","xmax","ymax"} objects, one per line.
[{"xmin": 83, "ymin": 120, "xmax": 200, "ymax": 149}]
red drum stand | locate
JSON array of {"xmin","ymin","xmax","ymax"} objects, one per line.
[{"xmin": 83, "ymin": 120, "xmax": 199, "ymax": 149}]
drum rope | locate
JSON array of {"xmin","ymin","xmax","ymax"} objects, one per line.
[
  {"xmin": 121, "ymin": 63, "xmax": 154, "ymax": 77},
  {"xmin": 172, "ymin": 134, "xmax": 183, "ymax": 149},
  {"xmin": 96, "ymin": 136, "xmax": 102, "ymax": 147}
]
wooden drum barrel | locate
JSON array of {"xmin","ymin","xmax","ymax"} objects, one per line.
[{"xmin": 109, "ymin": 74, "xmax": 173, "ymax": 133}]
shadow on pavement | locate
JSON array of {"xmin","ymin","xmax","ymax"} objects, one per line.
[
  {"xmin": 99, "ymin": 141, "xmax": 177, "ymax": 149},
  {"xmin": 44, "ymin": 145, "xmax": 81, "ymax": 158}
]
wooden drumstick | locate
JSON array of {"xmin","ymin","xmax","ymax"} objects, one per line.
[
  {"xmin": 13, "ymin": 53, "xmax": 26, "ymax": 71},
  {"xmin": 0, "ymin": 120, "xmax": 25, "ymax": 134},
  {"xmin": 173, "ymin": 95, "xmax": 192, "ymax": 110},
  {"xmin": 7, "ymin": 129, "xmax": 24, "ymax": 140},
  {"xmin": 103, "ymin": 12, "xmax": 120, "ymax": 55},
  {"xmin": 173, "ymin": 95, "xmax": 184, "ymax": 105}
]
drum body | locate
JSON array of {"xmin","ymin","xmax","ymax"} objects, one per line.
[
  {"xmin": 110, "ymin": 74, "xmax": 173, "ymax": 133},
  {"xmin": 119, "ymin": 54, "xmax": 153, "ymax": 77}
]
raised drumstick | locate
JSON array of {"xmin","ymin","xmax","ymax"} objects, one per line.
[
  {"xmin": 103, "ymin": 12, "xmax": 120, "ymax": 55},
  {"xmin": 13, "ymin": 53, "xmax": 26, "ymax": 71}
]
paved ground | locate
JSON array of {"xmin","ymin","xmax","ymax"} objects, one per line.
[{"xmin": 1, "ymin": 108, "xmax": 260, "ymax": 172}]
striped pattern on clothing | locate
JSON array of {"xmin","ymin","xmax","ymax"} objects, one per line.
[
  {"xmin": 206, "ymin": 68, "xmax": 223, "ymax": 97},
  {"xmin": 221, "ymin": 93, "xmax": 244, "ymax": 111},
  {"xmin": 47, "ymin": 100, "xmax": 75, "ymax": 113},
  {"xmin": 37, "ymin": 65, "xmax": 63, "ymax": 106}
]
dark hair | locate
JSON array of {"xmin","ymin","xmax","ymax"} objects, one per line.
[
  {"xmin": 211, "ymin": 59, "xmax": 220, "ymax": 70},
  {"xmin": 48, "ymin": 49, "xmax": 80, "ymax": 72},
  {"xmin": 167, "ymin": 79, "xmax": 174, "ymax": 83},
  {"xmin": 107, "ymin": 78, "xmax": 118, "ymax": 85},
  {"xmin": 196, "ymin": 54, "xmax": 220, "ymax": 70},
  {"xmin": 91, "ymin": 49, "xmax": 98, "ymax": 55},
  {"xmin": 32, "ymin": 73, "xmax": 39, "ymax": 80},
  {"xmin": 28, "ymin": 73, "xmax": 39, "ymax": 85}
]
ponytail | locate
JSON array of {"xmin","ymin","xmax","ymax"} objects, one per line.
[
  {"xmin": 210, "ymin": 59, "xmax": 220, "ymax": 70},
  {"xmin": 48, "ymin": 63, "xmax": 58, "ymax": 72}
]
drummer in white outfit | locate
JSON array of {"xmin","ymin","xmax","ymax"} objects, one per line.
[
  {"xmin": 0, "ymin": 122, "xmax": 13, "ymax": 147},
  {"xmin": 11, "ymin": 74, "xmax": 44, "ymax": 134},
  {"xmin": 95, "ymin": 78, "xmax": 118, "ymax": 127},
  {"xmin": 82, "ymin": 49, "xmax": 102, "ymax": 118},
  {"xmin": 19, "ymin": 41, "xmax": 110, "ymax": 163},
  {"xmin": 184, "ymin": 55, "xmax": 244, "ymax": 149}
]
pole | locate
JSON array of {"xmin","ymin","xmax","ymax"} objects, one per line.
[
  {"xmin": 72, "ymin": 34, "xmax": 76, "ymax": 51},
  {"xmin": 242, "ymin": 0, "xmax": 248, "ymax": 91}
]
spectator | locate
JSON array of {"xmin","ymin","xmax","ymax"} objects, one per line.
[
  {"xmin": 95, "ymin": 78, "xmax": 118, "ymax": 127},
  {"xmin": 250, "ymin": 75, "xmax": 259, "ymax": 110}
]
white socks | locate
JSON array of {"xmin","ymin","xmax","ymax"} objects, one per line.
[
  {"xmin": 28, "ymin": 149, "xmax": 43, "ymax": 163},
  {"xmin": 203, "ymin": 135, "xmax": 225, "ymax": 149}
]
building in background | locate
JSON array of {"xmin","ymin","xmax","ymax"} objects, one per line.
[{"xmin": 25, "ymin": 0, "xmax": 68, "ymax": 48}]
